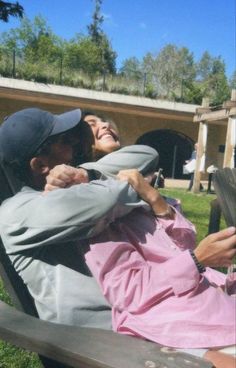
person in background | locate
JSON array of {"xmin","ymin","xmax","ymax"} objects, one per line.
[
  {"xmin": 206, "ymin": 164, "xmax": 218, "ymax": 193},
  {"xmin": 186, "ymin": 143, "xmax": 204, "ymax": 191}
]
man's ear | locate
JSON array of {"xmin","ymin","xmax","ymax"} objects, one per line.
[{"xmin": 30, "ymin": 157, "xmax": 50, "ymax": 175}]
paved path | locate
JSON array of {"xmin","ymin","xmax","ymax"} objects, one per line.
[{"xmin": 164, "ymin": 178, "xmax": 209, "ymax": 190}]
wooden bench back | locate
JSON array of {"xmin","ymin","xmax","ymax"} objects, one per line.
[
  {"xmin": 0, "ymin": 162, "xmax": 38, "ymax": 316},
  {"xmin": 213, "ymin": 167, "xmax": 236, "ymax": 227}
]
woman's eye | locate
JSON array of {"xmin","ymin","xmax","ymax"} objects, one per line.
[{"xmin": 87, "ymin": 121, "xmax": 96, "ymax": 127}]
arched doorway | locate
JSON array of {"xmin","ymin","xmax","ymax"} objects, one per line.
[{"xmin": 136, "ymin": 129, "xmax": 194, "ymax": 179}]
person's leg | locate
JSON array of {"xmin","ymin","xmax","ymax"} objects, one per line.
[
  {"xmin": 207, "ymin": 173, "xmax": 212, "ymax": 193},
  {"xmin": 177, "ymin": 345, "xmax": 236, "ymax": 368},
  {"xmin": 204, "ymin": 350, "xmax": 236, "ymax": 368},
  {"xmin": 218, "ymin": 346, "xmax": 236, "ymax": 356},
  {"xmin": 187, "ymin": 173, "xmax": 194, "ymax": 191}
]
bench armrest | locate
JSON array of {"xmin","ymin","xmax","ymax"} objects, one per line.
[{"xmin": 0, "ymin": 300, "xmax": 211, "ymax": 368}]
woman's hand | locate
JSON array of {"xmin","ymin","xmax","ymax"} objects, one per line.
[
  {"xmin": 117, "ymin": 169, "xmax": 156, "ymax": 202},
  {"xmin": 117, "ymin": 169, "xmax": 174, "ymax": 218},
  {"xmin": 44, "ymin": 164, "xmax": 89, "ymax": 192}
]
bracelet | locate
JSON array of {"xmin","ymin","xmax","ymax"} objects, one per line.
[
  {"xmin": 155, "ymin": 205, "xmax": 174, "ymax": 218},
  {"xmin": 189, "ymin": 250, "xmax": 206, "ymax": 273}
]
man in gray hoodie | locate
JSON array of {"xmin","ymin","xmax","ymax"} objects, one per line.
[{"xmin": 0, "ymin": 107, "xmax": 159, "ymax": 328}]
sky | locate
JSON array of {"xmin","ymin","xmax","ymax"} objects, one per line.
[{"xmin": 0, "ymin": 0, "xmax": 235, "ymax": 77}]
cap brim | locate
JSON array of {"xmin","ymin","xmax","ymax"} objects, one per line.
[{"xmin": 50, "ymin": 109, "xmax": 82, "ymax": 136}]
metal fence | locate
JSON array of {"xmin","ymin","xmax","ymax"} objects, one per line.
[{"xmin": 0, "ymin": 49, "xmax": 166, "ymax": 99}]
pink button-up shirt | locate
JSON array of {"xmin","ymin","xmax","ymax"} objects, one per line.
[{"xmin": 85, "ymin": 208, "xmax": 235, "ymax": 349}]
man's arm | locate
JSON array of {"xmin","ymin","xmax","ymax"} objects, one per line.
[
  {"xmin": 0, "ymin": 178, "xmax": 149, "ymax": 254},
  {"xmin": 0, "ymin": 146, "xmax": 158, "ymax": 253}
]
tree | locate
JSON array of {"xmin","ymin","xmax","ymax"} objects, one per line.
[
  {"xmin": 150, "ymin": 44, "xmax": 196, "ymax": 100},
  {"xmin": 64, "ymin": 33, "xmax": 115, "ymax": 77},
  {"xmin": 65, "ymin": 35, "xmax": 101, "ymax": 74},
  {"xmin": 87, "ymin": 0, "xmax": 104, "ymax": 44},
  {"xmin": 141, "ymin": 53, "xmax": 159, "ymax": 96},
  {"xmin": 0, "ymin": 1, "xmax": 23, "ymax": 22},
  {"xmin": 0, "ymin": 15, "xmax": 64, "ymax": 82},
  {"xmin": 229, "ymin": 70, "xmax": 236, "ymax": 90},
  {"xmin": 208, "ymin": 57, "xmax": 230, "ymax": 105},
  {"xmin": 86, "ymin": 0, "xmax": 116, "ymax": 74},
  {"xmin": 119, "ymin": 57, "xmax": 142, "ymax": 80},
  {"xmin": 0, "ymin": 16, "xmax": 62, "ymax": 63},
  {"xmin": 197, "ymin": 51, "xmax": 213, "ymax": 81},
  {"xmin": 175, "ymin": 47, "xmax": 196, "ymax": 100},
  {"xmin": 197, "ymin": 53, "xmax": 230, "ymax": 105}
]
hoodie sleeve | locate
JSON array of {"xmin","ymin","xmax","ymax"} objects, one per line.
[{"xmin": 80, "ymin": 145, "xmax": 159, "ymax": 179}]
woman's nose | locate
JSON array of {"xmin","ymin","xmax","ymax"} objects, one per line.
[{"xmin": 100, "ymin": 121, "xmax": 110, "ymax": 129}]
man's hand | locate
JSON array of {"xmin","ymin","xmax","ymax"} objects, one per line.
[
  {"xmin": 44, "ymin": 164, "xmax": 89, "ymax": 192},
  {"xmin": 195, "ymin": 227, "xmax": 236, "ymax": 268}
]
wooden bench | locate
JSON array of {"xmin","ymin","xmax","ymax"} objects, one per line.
[
  {"xmin": 208, "ymin": 198, "xmax": 222, "ymax": 234},
  {"xmin": 208, "ymin": 167, "xmax": 236, "ymax": 234},
  {"xmin": 0, "ymin": 163, "xmax": 211, "ymax": 368}
]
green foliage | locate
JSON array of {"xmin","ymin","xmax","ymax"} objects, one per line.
[
  {"xmin": 64, "ymin": 34, "xmax": 116, "ymax": 77},
  {"xmin": 99, "ymin": 34, "xmax": 117, "ymax": 74},
  {"xmin": 144, "ymin": 83, "xmax": 157, "ymax": 98},
  {"xmin": 5, "ymin": 16, "xmax": 62, "ymax": 63},
  {"xmin": 0, "ymin": 1, "xmax": 23, "ymax": 23},
  {"xmin": 0, "ymin": 12, "xmax": 232, "ymax": 105},
  {"xmin": 65, "ymin": 35, "xmax": 101, "ymax": 73},
  {"xmin": 120, "ymin": 57, "xmax": 143, "ymax": 80},
  {"xmin": 196, "ymin": 54, "xmax": 231, "ymax": 105},
  {"xmin": 229, "ymin": 70, "xmax": 236, "ymax": 89},
  {"xmin": 197, "ymin": 51, "xmax": 213, "ymax": 80},
  {"xmin": 86, "ymin": 0, "xmax": 116, "ymax": 74},
  {"xmin": 138, "ymin": 45, "xmax": 197, "ymax": 101},
  {"xmin": 87, "ymin": 0, "xmax": 104, "ymax": 44},
  {"xmin": 153, "ymin": 45, "xmax": 192, "ymax": 98}
]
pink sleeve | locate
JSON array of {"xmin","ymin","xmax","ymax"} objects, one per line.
[
  {"xmin": 85, "ymin": 242, "xmax": 201, "ymax": 313},
  {"xmin": 204, "ymin": 267, "xmax": 227, "ymax": 287}
]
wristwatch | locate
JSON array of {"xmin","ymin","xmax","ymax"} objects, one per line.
[{"xmin": 189, "ymin": 250, "xmax": 206, "ymax": 273}]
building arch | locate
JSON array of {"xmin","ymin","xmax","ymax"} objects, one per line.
[{"xmin": 136, "ymin": 129, "xmax": 194, "ymax": 179}]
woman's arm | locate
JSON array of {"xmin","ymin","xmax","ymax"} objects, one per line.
[
  {"xmin": 81, "ymin": 145, "xmax": 159, "ymax": 178},
  {"xmin": 86, "ymin": 242, "xmax": 200, "ymax": 312},
  {"xmin": 85, "ymin": 227, "xmax": 236, "ymax": 312},
  {"xmin": 44, "ymin": 145, "xmax": 159, "ymax": 192}
]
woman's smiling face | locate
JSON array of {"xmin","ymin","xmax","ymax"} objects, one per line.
[{"xmin": 84, "ymin": 114, "xmax": 121, "ymax": 158}]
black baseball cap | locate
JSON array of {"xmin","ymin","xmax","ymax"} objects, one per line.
[{"xmin": 0, "ymin": 108, "xmax": 82, "ymax": 165}]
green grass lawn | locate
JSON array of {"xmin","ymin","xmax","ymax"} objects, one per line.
[
  {"xmin": 160, "ymin": 188, "xmax": 222, "ymax": 243},
  {"xmin": 0, "ymin": 189, "xmax": 226, "ymax": 367},
  {"xmin": 0, "ymin": 282, "xmax": 42, "ymax": 368}
]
